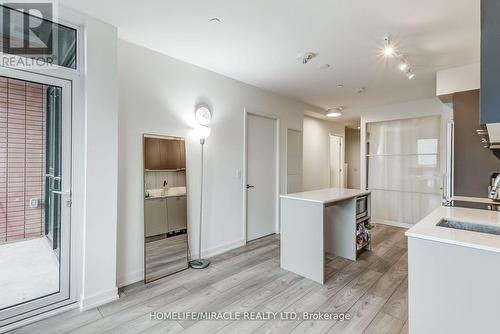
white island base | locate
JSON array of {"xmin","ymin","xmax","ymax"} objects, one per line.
[{"xmin": 280, "ymin": 188, "xmax": 371, "ymax": 284}]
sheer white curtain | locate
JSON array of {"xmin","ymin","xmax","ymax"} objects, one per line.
[{"xmin": 367, "ymin": 116, "xmax": 442, "ymax": 226}]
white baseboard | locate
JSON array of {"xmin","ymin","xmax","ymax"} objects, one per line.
[
  {"xmin": 201, "ymin": 238, "xmax": 246, "ymax": 258},
  {"xmin": 373, "ymin": 218, "xmax": 413, "ymax": 229},
  {"xmin": 117, "ymin": 238, "xmax": 247, "ymax": 288},
  {"xmin": 80, "ymin": 287, "xmax": 119, "ymax": 311}
]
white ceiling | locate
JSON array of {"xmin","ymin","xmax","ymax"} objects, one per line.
[{"xmin": 60, "ymin": 0, "xmax": 480, "ymax": 123}]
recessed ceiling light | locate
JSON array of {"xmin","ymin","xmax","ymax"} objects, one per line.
[
  {"xmin": 326, "ymin": 106, "xmax": 345, "ymax": 117},
  {"xmin": 209, "ymin": 17, "xmax": 221, "ymax": 23},
  {"xmin": 326, "ymin": 110, "xmax": 342, "ymax": 117}
]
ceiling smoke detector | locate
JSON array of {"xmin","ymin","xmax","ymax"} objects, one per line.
[{"xmin": 296, "ymin": 52, "xmax": 317, "ymax": 65}]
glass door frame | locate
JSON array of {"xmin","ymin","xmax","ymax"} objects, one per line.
[{"xmin": 0, "ymin": 66, "xmax": 74, "ymax": 327}]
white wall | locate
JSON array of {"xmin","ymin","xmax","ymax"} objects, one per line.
[
  {"xmin": 117, "ymin": 40, "xmax": 318, "ymax": 286},
  {"xmin": 79, "ymin": 16, "xmax": 119, "ymax": 309},
  {"xmin": 436, "ymin": 63, "xmax": 480, "ymax": 97},
  {"xmin": 53, "ymin": 7, "xmax": 119, "ymax": 311},
  {"xmin": 302, "ymin": 116, "xmax": 345, "ymax": 191}
]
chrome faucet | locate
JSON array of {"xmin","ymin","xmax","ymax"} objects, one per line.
[{"xmin": 489, "ymin": 173, "xmax": 500, "ymax": 201}]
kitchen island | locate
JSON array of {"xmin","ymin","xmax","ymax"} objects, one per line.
[
  {"xmin": 406, "ymin": 205, "xmax": 500, "ymax": 334},
  {"xmin": 280, "ymin": 188, "xmax": 371, "ymax": 284}
]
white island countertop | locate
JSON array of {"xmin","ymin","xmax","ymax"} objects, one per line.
[
  {"xmin": 281, "ymin": 188, "xmax": 370, "ymax": 205},
  {"xmin": 406, "ymin": 206, "xmax": 500, "ymax": 253}
]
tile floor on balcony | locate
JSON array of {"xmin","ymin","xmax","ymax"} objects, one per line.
[{"xmin": 0, "ymin": 237, "xmax": 59, "ymax": 310}]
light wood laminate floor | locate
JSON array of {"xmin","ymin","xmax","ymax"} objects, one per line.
[
  {"xmin": 11, "ymin": 224, "xmax": 408, "ymax": 334},
  {"xmin": 145, "ymin": 234, "xmax": 188, "ymax": 282}
]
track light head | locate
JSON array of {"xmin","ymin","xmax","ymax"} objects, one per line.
[
  {"xmin": 383, "ymin": 36, "xmax": 394, "ymax": 57},
  {"xmin": 399, "ymin": 60, "xmax": 408, "ymax": 71}
]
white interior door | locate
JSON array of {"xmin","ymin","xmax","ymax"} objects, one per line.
[
  {"xmin": 330, "ymin": 135, "xmax": 343, "ymax": 188},
  {"xmin": 246, "ymin": 114, "xmax": 277, "ymax": 241}
]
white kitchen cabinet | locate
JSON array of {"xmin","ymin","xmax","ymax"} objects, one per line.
[
  {"xmin": 407, "ymin": 236, "xmax": 500, "ymax": 334},
  {"xmin": 167, "ymin": 196, "xmax": 187, "ymax": 232},
  {"xmin": 144, "ymin": 198, "xmax": 168, "ymax": 237}
]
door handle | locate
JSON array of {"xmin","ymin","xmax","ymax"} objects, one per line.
[
  {"xmin": 246, "ymin": 184, "xmax": 255, "ymax": 189},
  {"xmin": 51, "ymin": 190, "xmax": 72, "ymax": 207},
  {"xmin": 45, "ymin": 174, "xmax": 61, "ymax": 181}
]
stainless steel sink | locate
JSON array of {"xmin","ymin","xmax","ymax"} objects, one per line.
[{"xmin": 437, "ymin": 219, "xmax": 500, "ymax": 236}]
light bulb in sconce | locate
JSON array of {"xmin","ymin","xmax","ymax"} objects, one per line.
[{"xmin": 195, "ymin": 125, "xmax": 211, "ymax": 144}]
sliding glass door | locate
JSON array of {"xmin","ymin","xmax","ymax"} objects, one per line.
[
  {"xmin": 0, "ymin": 67, "xmax": 72, "ymax": 328},
  {"xmin": 366, "ymin": 116, "xmax": 442, "ymax": 226}
]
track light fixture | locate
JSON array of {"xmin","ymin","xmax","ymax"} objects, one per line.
[
  {"xmin": 399, "ymin": 59, "xmax": 409, "ymax": 71},
  {"xmin": 383, "ymin": 37, "xmax": 415, "ymax": 80}
]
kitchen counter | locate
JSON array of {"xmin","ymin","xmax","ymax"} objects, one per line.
[
  {"xmin": 280, "ymin": 188, "xmax": 371, "ymax": 284},
  {"xmin": 406, "ymin": 204, "xmax": 500, "ymax": 334},
  {"xmin": 145, "ymin": 187, "xmax": 186, "ymax": 199},
  {"xmin": 405, "ymin": 206, "xmax": 500, "ymax": 253},
  {"xmin": 281, "ymin": 188, "xmax": 371, "ymax": 204}
]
